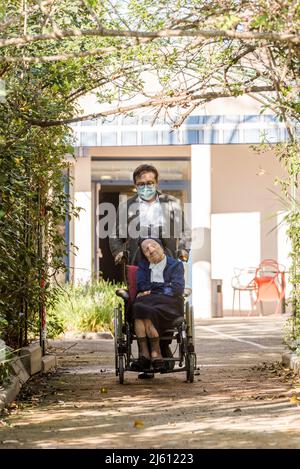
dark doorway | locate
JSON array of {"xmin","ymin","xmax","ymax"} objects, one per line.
[{"xmin": 98, "ymin": 191, "xmax": 123, "ymax": 283}]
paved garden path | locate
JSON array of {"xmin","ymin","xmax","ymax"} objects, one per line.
[{"xmin": 1, "ymin": 316, "xmax": 300, "ymax": 449}]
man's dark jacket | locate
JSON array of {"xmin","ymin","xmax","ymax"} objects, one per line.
[{"xmin": 109, "ymin": 192, "xmax": 191, "ymax": 265}]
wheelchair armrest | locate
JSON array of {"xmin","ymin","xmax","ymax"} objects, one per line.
[
  {"xmin": 116, "ymin": 288, "xmax": 130, "ymax": 301},
  {"xmin": 183, "ymin": 288, "xmax": 192, "ymax": 298}
]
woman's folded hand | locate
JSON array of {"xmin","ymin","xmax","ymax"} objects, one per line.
[{"xmin": 136, "ymin": 290, "xmax": 151, "ymax": 298}]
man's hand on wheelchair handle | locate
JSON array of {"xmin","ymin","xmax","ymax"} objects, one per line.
[{"xmin": 178, "ymin": 249, "xmax": 189, "ymax": 262}]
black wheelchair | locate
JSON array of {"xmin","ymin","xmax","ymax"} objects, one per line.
[{"xmin": 113, "ymin": 252, "xmax": 196, "ymax": 384}]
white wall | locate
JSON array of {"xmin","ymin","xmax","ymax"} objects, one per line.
[
  {"xmin": 73, "ymin": 156, "xmax": 92, "ymax": 283},
  {"xmin": 211, "ymin": 144, "xmax": 289, "ymax": 315}
]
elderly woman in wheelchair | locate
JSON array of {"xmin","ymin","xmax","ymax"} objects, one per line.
[
  {"xmin": 131, "ymin": 237, "xmax": 185, "ymax": 372},
  {"xmin": 114, "ymin": 237, "xmax": 195, "ymax": 383}
]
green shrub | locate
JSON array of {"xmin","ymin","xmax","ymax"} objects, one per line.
[{"xmin": 48, "ymin": 279, "xmax": 123, "ymax": 335}]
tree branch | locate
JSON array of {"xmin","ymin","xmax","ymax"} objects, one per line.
[
  {"xmin": 25, "ymin": 84, "xmax": 275, "ymax": 127},
  {"xmin": 0, "ymin": 26, "xmax": 299, "ymax": 49}
]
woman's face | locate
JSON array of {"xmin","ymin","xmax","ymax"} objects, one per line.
[{"xmin": 141, "ymin": 239, "xmax": 165, "ymax": 264}]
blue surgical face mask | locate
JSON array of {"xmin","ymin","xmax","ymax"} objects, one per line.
[{"xmin": 137, "ymin": 184, "xmax": 157, "ymax": 201}]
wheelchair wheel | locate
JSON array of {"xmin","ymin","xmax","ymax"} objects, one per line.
[
  {"xmin": 114, "ymin": 304, "xmax": 123, "ymax": 376},
  {"xmin": 186, "ymin": 304, "xmax": 195, "ymax": 345},
  {"xmin": 186, "ymin": 352, "xmax": 195, "ymax": 383},
  {"xmin": 118, "ymin": 354, "xmax": 125, "ymax": 384}
]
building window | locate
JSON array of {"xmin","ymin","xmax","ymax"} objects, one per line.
[
  {"xmin": 243, "ymin": 115, "xmax": 261, "ymax": 123},
  {"xmin": 204, "ymin": 129, "xmax": 218, "ymax": 144},
  {"xmin": 186, "ymin": 116, "xmax": 200, "ymax": 125},
  {"xmin": 243, "ymin": 129, "xmax": 261, "ymax": 143},
  {"xmin": 223, "ymin": 129, "xmax": 239, "ymax": 143},
  {"xmin": 102, "ymin": 132, "xmax": 117, "ymax": 145},
  {"xmin": 263, "ymin": 128, "xmax": 279, "ymax": 142},
  {"xmin": 183, "ymin": 129, "xmax": 204, "ymax": 144},
  {"xmin": 80, "ymin": 132, "xmax": 97, "ymax": 146},
  {"xmin": 222, "ymin": 115, "xmax": 241, "ymax": 124},
  {"xmin": 203, "ymin": 115, "xmax": 220, "ymax": 125},
  {"xmin": 162, "ymin": 131, "xmax": 177, "ymax": 144},
  {"xmin": 81, "ymin": 119, "xmax": 98, "ymax": 126},
  {"xmin": 141, "ymin": 131, "xmax": 158, "ymax": 145},
  {"xmin": 122, "ymin": 116, "xmax": 139, "ymax": 125},
  {"xmin": 263, "ymin": 115, "xmax": 278, "ymax": 123},
  {"xmin": 121, "ymin": 131, "xmax": 138, "ymax": 145}
]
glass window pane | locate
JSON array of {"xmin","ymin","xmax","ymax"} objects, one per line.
[
  {"xmin": 141, "ymin": 131, "xmax": 158, "ymax": 145},
  {"xmin": 263, "ymin": 128, "xmax": 279, "ymax": 142},
  {"xmin": 186, "ymin": 116, "xmax": 200, "ymax": 125},
  {"xmin": 80, "ymin": 132, "xmax": 97, "ymax": 146},
  {"xmin": 204, "ymin": 129, "xmax": 218, "ymax": 143},
  {"xmin": 223, "ymin": 129, "xmax": 239, "ymax": 143},
  {"xmin": 183, "ymin": 130, "xmax": 204, "ymax": 144},
  {"xmin": 243, "ymin": 115, "xmax": 261, "ymax": 123},
  {"xmin": 203, "ymin": 115, "xmax": 220, "ymax": 124},
  {"xmin": 263, "ymin": 115, "xmax": 278, "ymax": 123},
  {"xmin": 243, "ymin": 129, "xmax": 261, "ymax": 143},
  {"xmin": 81, "ymin": 119, "xmax": 97, "ymax": 126},
  {"xmin": 102, "ymin": 132, "xmax": 117, "ymax": 145},
  {"xmin": 122, "ymin": 116, "xmax": 139, "ymax": 125},
  {"xmin": 121, "ymin": 131, "xmax": 137, "ymax": 145},
  {"xmin": 223, "ymin": 115, "xmax": 240, "ymax": 124}
]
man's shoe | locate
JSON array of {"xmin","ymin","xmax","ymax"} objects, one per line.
[{"xmin": 138, "ymin": 372, "xmax": 154, "ymax": 379}]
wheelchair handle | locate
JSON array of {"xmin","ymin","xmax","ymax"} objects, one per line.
[{"xmin": 176, "ymin": 249, "xmax": 189, "ymax": 262}]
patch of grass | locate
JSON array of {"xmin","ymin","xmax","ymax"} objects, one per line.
[{"xmin": 48, "ymin": 279, "xmax": 123, "ymax": 335}]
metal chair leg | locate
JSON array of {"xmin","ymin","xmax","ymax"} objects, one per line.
[{"xmin": 232, "ymin": 289, "xmax": 236, "ymax": 315}]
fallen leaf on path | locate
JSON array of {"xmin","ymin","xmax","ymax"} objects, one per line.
[
  {"xmin": 100, "ymin": 387, "xmax": 108, "ymax": 394},
  {"xmin": 289, "ymin": 394, "xmax": 300, "ymax": 405},
  {"xmin": 233, "ymin": 407, "xmax": 242, "ymax": 413},
  {"xmin": 133, "ymin": 419, "xmax": 144, "ymax": 429}
]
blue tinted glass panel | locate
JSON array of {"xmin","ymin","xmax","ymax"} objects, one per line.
[
  {"xmin": 264, "ymin": 128, "xmax": 279, "ymax": 142},
  {"xmin": 122, "ymin": 116, "xmax": 139, "ymax": 125},
  {"xmin": 243, "ymin": 129, "xmax": 261, "ymax": 143},
  {"xmin": 243, "ymin": 115, "xmax": 260, "ymax": 123},
  {"xmin": 81, "ymin": 119, "xmax": 97, "ymax": 126},
  {"xmin": 162, "ymin": 131, "xmax": 177, "ymax": 144},
  {"xmin": 263, "ymin": 115, "xmax": 278, "ymax": 122},
  {"xmin": 204, "ymin": 129, "xmax": 218, "ymax": 143},
  {"xmin": 121, "ymin": 131, "xmax": 137, "ymax": 145},
  {"xmin": 204, "ymin": 115, "xmax": 220, "ymax": 124},
  {"xmin": 142, "ymin": 116, "xmax": 164, "ymax": 125},
  {"xmin": 80, "ymin": 132, "xmax": 97, "ymax": 146},
  {"xmin": 102, "ymin": 132, "xmax": 117, "ymax": 145},
  {"xmin": 141, "ymin": 131, "xmax": 158, "ymax": 145},
  {"xmin": 186, "ymin": 116, "xmax": 199, "ymax": 125},
  {"xmin": 223, "ymin": 129, "xmax": 239, "ymax": 143},
  {"xmin": 183, "ymin": 130, "xmax": 204, "ymax": 144},
  {"xmin": 197, "ymin": 116, "xmax": 207, "ymax": 124},
  {"xmin": 102, "ymin": 116, "xmax": 118, "ymax": 125},
  {"xmin": 222, "ymin": 115, "xmax": 240, "ymax": 124}
]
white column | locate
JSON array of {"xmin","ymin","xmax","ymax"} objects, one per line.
[
  {"xmin": 73, "ymin": 155, "xmax": 92, "ymax": 283},
  {"xmin": 191, "ymin": 145, "xmax": 212, "ymax": 318}
]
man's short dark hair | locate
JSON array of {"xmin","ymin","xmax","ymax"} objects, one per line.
[{"xmin": 133, "ymin": 164, "xmax": 159, "ymax": 184}]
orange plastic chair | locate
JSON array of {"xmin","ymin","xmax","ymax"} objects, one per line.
[{"xmin": 253, "ymin": 259, "xmax": 286, "ymax": 315}]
